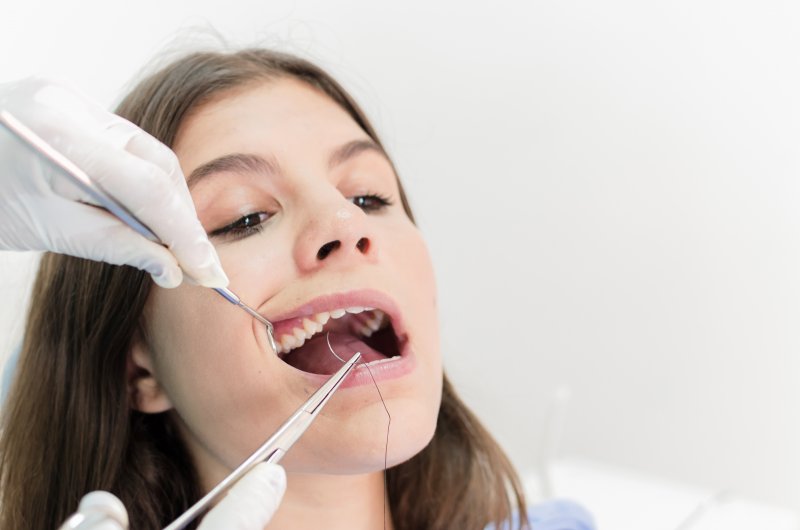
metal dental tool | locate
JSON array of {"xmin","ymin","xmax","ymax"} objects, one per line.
[
  {"xmin": 0, "ymin": 110, "xmax": 278, "ymax": 352},
  {"xmin": 163, "ymin": 351, "xmax": 362, "ymax": 530}
]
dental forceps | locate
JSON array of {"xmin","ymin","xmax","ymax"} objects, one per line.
[
  {"xmin": 0, "ymin": 110, "xmax": 278, "ymax": 352},
  {"xmin": 163, "ymin": 351, "xmax": 361, "ymax": 530}
]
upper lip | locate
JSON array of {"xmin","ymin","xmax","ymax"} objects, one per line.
[{"xmin": 268, "ymin": 289, "xmax": 406, "ymax": 345}]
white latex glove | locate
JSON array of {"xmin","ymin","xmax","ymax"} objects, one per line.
[
  {"xmin": 0, "ymin": 77, "xmax": 227, "ymax": 288},
  {"xmin": 58, "ymin": 491, "xmax": 128, "ymax": 530},
  {"xmin": 61, "ymin": 463, "xmax": 287, "ymax": 530},
  {"xmin": 197, "ymin": 463, "xmax": 287, "ymax": 530}
]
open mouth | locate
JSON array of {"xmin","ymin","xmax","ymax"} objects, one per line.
[{"xmin": 275, "ymin": 307, "xmax": 403, "ymax": 375}]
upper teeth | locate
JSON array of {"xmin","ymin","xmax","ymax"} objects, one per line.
[{"xmin": 276, "ymin": 307, "xmax": 385, "ymax": 355}]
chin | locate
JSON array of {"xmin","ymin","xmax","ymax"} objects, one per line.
[{"xmin": 281, "ymin": 393, "xmax": 440, "ymax": 475}]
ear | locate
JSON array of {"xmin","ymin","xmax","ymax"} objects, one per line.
[{"xmin": 127, "ymin": 335, "xmax": 173, "ymax": 413}]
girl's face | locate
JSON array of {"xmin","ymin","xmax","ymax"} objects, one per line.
[{"xmin": 138, "ymin": 78, "xmax": 442, "ymax": 486}]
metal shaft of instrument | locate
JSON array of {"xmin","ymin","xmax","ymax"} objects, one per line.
[
  {"xmin": 162, "ymin": 352, "xmax": 361, "ymax": 530},
  {"xmin": 210, "ymin": 286, "xmax": 277, "ymax": 352}
]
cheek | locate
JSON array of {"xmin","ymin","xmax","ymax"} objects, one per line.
[
  {"xmin": 388, "ymin": 225, "xmax": 439, "ymax": 344},
  {"xmin": 383, "ymin": 226, "xmax": 443, "ymax": 456},
  {"xmin": 146, "ymin": 286, "xmax": 254, "ymax": 383},
  {"xmin": 143, "ymin": 286, "xmax": 300, "ymax": 468},
  {"xmin": 213, "ymin": 230, "xmax": 294, "ymax": 308}
]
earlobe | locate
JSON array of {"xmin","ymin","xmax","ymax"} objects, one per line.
[{"xmin": 127, "ymin": 338, "xmax": 173, "ymax": 413}]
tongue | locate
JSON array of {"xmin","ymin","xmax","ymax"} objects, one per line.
[{"xmin": 282, "ymin": 332, "xmax": 389, "ymax": 375}]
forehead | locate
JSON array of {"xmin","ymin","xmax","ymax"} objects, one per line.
[{"xmin": 172, "ymin": 78, "xmax": 369, "ymax": 171}]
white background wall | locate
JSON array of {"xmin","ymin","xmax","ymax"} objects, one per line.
[{"xmin": 2, "ymin": 0, "xmax": 799, "ymax": 518}]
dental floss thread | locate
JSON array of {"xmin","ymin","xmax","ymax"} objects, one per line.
[
  {"xmin": 327, "ymin": 334, "xmax": 347, "ymax": 363},
  {"xmin": 325, "ymin": 333, "xmax": 391, "ymax": 530}
]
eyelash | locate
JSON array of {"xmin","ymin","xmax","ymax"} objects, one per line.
[
  {"xmin": 350, "ymin": 193, "xmax": 393, "ymax": 211},
  {"xmin": 210, "ymin": 193, "xmax": 393, "ymax": 241},
  {"xmin": 210, "ymin": 212, "xmax": 270, "ymax": 241}
]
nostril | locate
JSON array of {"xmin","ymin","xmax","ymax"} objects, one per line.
[
  {"xmin": 317, "ymin": 240, "xmax": 341, "ymax": 260},
  {"xmin": 356, "ymin": 237, "xmax": 370, "ymax": 254}
]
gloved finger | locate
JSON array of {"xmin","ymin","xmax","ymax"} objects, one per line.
[
  {"xmin": 77, "ymin": 491, "xmax": 128, "ymax": 523},
  {"xmin": 83, "ymin": 222, "xmax": 184, "ymax": 288},
  {"xmin": 46, "ymin": 130, "xmax": 228, "ymax": 288},
  {"xmin": 4, "ymin": 78, "xmax": 160, "ymax": 168},
  {"xmin": 67, "ymin": 110, "xmax": 191, "ymax": 212},
  {"xmin": 104, "ymin": 118, "xmax": 189, "ymax": 196},
  {"xmin": 198, "ymin": 463, "xmax": 287, "ymax": 530},
  {"xmin": 3, "ymin": 78, "xmax": 118, "ymax": 152},
  {"xmin": 42, "ymin": 200, "xmax": 184, "ymax": 288},
  {"xmin": 99, "ymin": 119, "xmax": 203, "ymax": 266},
  {"xmin": 68, "ymin": 491, "xmax": 128, "ymax": 530},
  {"xmin": 28, "ymin": 77, "xmax": 131, "ymax": 138},
  {"xmin": 65, "ymin": 516, "xmax": 126, "ymax": 530},
  {"xmin": 118, "ymin": 123, "xmax": 197, "ymax": 230},
  {"xmin": 75, "ymin": 522, "xmax": 125, "ymax": 530}
]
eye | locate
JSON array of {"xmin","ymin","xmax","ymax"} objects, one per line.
[
  {"xmin": 209, "ymin": 212, "xmax": 270, "ymax": 241},
  {"xmin": 350, "ymin": 193, "xmax": 392, "ymax": 212}
]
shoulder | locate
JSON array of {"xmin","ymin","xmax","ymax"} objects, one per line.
[{"xmin": 485, "ymin": 499, "xmax": 596, "ymax": 530}]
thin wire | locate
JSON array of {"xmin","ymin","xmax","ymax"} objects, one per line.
[
  {"xmin": 326, "ymin": 333, "xmax": 347, "ymax": 363},
  {"xmin": 326, "ymin": 332, "xmax": 392, "ymax": 530}
]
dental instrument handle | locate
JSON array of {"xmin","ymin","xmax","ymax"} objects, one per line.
[{"xmin": 0, "ymin": 110, "xmax": 277, "ymax": 351}]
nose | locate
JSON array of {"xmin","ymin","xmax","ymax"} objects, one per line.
[
  {"xmin": 316, "ymin": 237, "xmax": 370, "ymax": 260},
  {"xmin": 294, "ymin": 203, "xmax": 375, "ymax": 272}
]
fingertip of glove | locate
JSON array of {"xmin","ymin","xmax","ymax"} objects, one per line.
[
  {"xmin": 152, "ymin": 266, "xmax": 183, "ymax": 288},
  {"xmin": 77, "ymin": 491, "xmax": 129, "ymax": 528},
  {"xmin": 179, "ymin": 239, "xmax": 229, "ymax": 288},
  {"xmin": 252, "ymin": 462, "xmax": 287, "ymax": 497}
]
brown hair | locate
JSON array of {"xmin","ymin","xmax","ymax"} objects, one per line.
[{"xmin": 0, "ymin": 49, "xmax": 527, "ymax": 530}]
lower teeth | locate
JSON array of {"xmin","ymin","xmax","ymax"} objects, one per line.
[{"xmin": 356, "ymin": 355, "xmax": 401, "ymax": 368}]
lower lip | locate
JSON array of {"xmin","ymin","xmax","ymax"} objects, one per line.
[{"xmin": 288, "ymin": 339, "xmax": 416, "ymax": 389}]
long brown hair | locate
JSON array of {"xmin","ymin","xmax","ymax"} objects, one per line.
[{"xmin": 0, "ymin": 49, "xmax": 527, "ymax": 530}]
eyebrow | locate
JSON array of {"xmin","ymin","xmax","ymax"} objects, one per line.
[
  {"xmin": 187, "ymin": 153, "xmax": 280, "ymax": 189},
  {"xmin": 328, "ymin": 139, "xmax": 387, "ymax": 169},
  {"xmin": 186, "ymin": 139, "xmax": 388, "ymax": 189}
]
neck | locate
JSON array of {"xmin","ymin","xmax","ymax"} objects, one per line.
[{"xmin": 265, "ymin": 470, "xmax": 392, "ymax": 530}]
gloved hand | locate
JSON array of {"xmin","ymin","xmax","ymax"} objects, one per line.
[
  {"xmin": 0, "ymin": 77, "xmax": 227, "ymax": 288},
  {"xmin": 60, "ymin": 462, "xmax": 287, "ymax": 530},
  {"xmin": 197, "ymin": 462, "xmax": 287, "ymax": 530}
]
